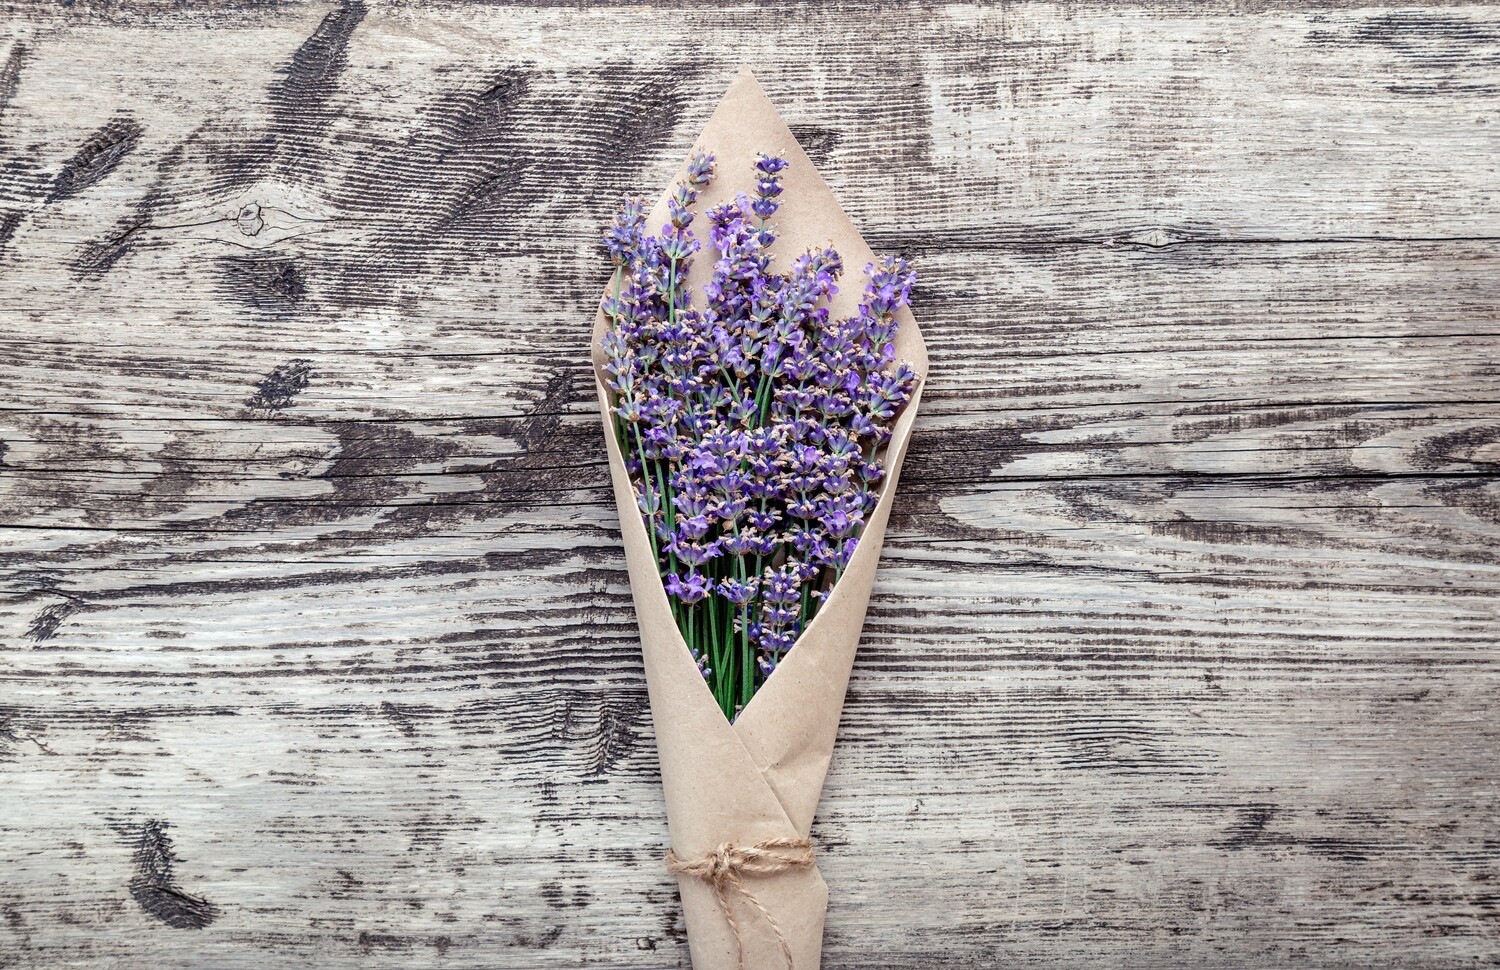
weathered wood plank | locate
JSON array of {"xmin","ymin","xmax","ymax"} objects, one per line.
[{"xmin": 1, "ymin": 2, "xmax": 1498, "ymax": 968}]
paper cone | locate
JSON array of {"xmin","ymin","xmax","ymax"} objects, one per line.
[{"xmin": 592, "ymin": 68, "xmax": 928, "ymax": 970}]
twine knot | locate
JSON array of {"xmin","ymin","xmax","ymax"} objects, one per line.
[{"xmin": 666, "ymin": 837, "xmax": 815, "ymax": 970}]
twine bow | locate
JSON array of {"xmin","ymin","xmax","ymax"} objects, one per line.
[{"xmin": 665, "ymin": 837, "xmax": 816, "ymax": 970}]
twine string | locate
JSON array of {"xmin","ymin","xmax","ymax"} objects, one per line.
[{"xmin": 665, "ymin": 837, "xmax": 815, "ymax": 970}]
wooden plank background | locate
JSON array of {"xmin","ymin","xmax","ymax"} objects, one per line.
[{"xmin": 2, "ymin": 2, "xmax": 1498, "ymax": 967}]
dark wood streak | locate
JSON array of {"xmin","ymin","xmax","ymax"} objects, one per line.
[
  {"xmin": 46, "ymin": 117, "xmax": 143, "ymax": 203},
  {"xmin": 0, "ymin": 3, "xmax": 1498, "ymax": 969},
  {"xmin": 0, "ymin": 43, "xmax": 22, "ymax": 123},
  {"xmin": 127, "ymin": 820, "xmax": 220, "ymax": 930}
]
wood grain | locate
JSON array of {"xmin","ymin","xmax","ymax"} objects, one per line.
[{"xmin": 1, "ymin": 2, "xmax": 1497, "ymax": 967}]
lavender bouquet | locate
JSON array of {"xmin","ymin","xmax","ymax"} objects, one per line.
[
  {"xmin": 590, "ymin": 70, "xmax": 927, "ymax": 970},
  {"xmin": 602, "ymin": 154, "xmax": 918, "ymax": 722}
]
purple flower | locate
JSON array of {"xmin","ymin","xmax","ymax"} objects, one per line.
[
  {"xmin": 755, "ymin": 154, "xmax": 789, "ymax": 176},
  {"xmin": 752, "ymin": 153, "xmax": 787, "ymax": 221},
  {"xmin": 823, "ymin": 537, "xmax": 859, "ymax": 570},
  {"xmin": 670, "ymin": 538, "xmax": 722, "ymax": 569},
  {"xmin": 719, "ymin": 578, "xmax": 758, "ymax": 605},
  {"xmin": 687, "ymin": 152, "xmax": 716, "ymax": 186},
  {"xmin": 761, "ymin": 565, "xmax": 801, "ymax": 605},
  {"xmin": 757, "ymin": 626, "xmax": 797, "ymax": 654},
  {"xmin": 667, "ymin": 152, "xmax": 716, "ymax": 230},
  {"xmin": 604, "ymin": 198, "xmax": 647, "ymax": 266},
  {"xmin": 746, "ymin": 508, "xmax": 779, "ymax": 530},
  {"xmin": 665, "ymin": 571, "xmax": 712, "ymax": 604}
]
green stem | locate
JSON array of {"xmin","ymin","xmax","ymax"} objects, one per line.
[
  {"xmin": 711, "ymin": 602, "xmax": 732, "ymax": 718},
  {"xmin": 634, "ymin": 433, "xmax": 658, "ymax": 564},
  {"xmin": 741, "ymin": 605, "xmax": 752, "ymax": 707},
  {"xmin": 668, "ymin": 259, "xmax": 679, "ymax": 326},
  {"xmin": 656, "ymin": 461, "xmax": 678, "ymax": 574},
  {"xmin": 755, "ymin": 374, "xmax": 772, "ymax": 426},
  {"xmin": 717, "ymin": 595, "xmax": 731, "ymax": 714}
]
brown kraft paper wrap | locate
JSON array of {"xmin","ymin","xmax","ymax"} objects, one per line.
[{"xmin": 591, "ymin": 68, "xmax": 928, "ymax": 970}]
